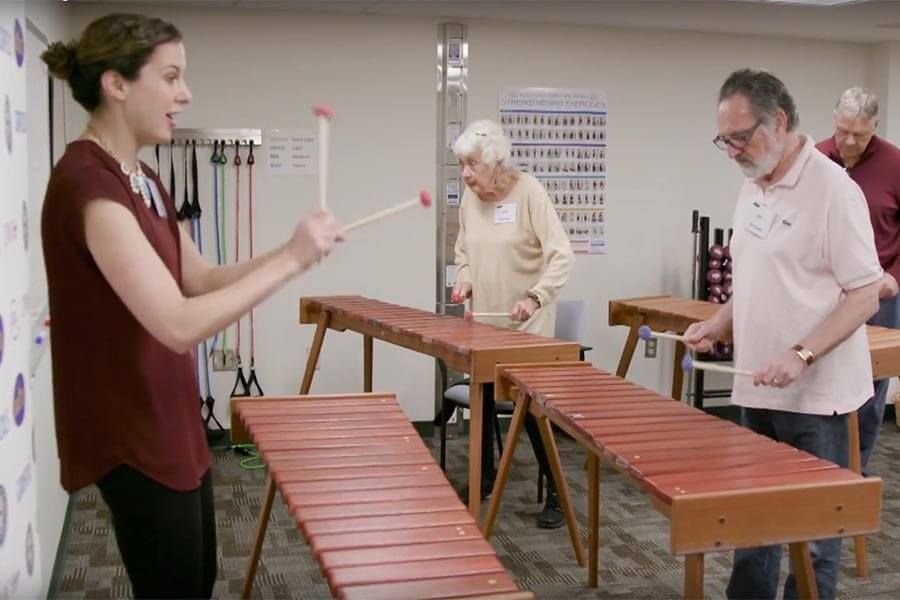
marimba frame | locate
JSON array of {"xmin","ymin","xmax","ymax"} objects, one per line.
[
  {"xmin": 608, "ymin": 294, "xmax": 900, "ymax": 578},
  {"xmin": 483, "ymin": 361, "xmax": 882, "ymax": 599}
]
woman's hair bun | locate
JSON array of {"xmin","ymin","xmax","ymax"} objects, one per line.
[{"xmin": 42, "ymin": 41, "xmax": 77, "ymax": 80}]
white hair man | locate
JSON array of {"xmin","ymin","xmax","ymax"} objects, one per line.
[{"xmin": 816, "ymin": 88, "xmax": 900, "ymax": 475}]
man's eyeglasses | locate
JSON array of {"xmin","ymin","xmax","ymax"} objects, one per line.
[{"xmin": 713, "ymin": 120, "xmax": 762, "ymax": 151}]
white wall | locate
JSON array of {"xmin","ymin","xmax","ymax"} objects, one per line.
[
  {"xmin": 867, "ymin": 42, "xmax": 900, "ymax": 142},
  {"xmin": 58, "ymin": 6, "xmax": 876, "ymax": 421},
  {"xmin": 888, "ymin": 44, "xmax": 900, "ymax": 143}
]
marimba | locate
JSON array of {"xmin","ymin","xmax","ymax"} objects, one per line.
[
  {"xmin": 232, "ymin": 393, "xmax": 534, "ymax": 600},
  {"xmin": 482, "ymin": 362, "xmax": 882, "ymax": 599},
  {"xmin": 298, "ymin": 295, "xmax": 580, "ymax": 517},
  {"xmin": 608, "ymin": 294, "xmax": 900, "ymax": 575},
  {"xmin": 608, "ymin": 294, "xmax": 900, "ymax": 396}
]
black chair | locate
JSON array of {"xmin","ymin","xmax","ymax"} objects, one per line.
[{"xmin": 434, "ymin": 300, "xmax": 591, "ymax": 500}]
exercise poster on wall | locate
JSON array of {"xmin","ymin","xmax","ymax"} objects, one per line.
[
  {"xmin": 0, "ymin": 1, "xmax": 42, "ymax": 596},
  {"xmin": 499, "ymin": 87, "xmax": 607, "ymax": 254}
]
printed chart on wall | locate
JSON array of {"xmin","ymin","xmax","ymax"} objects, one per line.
[
  {"xmin": 0, "ymin": 1, "xmax": 43, "ymax": 596},
  {"xmin": 499, "ymin": 88, "xmax": 607, "ymax": 254},
  {"xmin": 265, "ymin": 129, "xmax": 317, "ymax": 176}
]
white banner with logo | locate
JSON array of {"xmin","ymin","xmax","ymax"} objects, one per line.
[{"xmin": 0, "ymin": 2, "xmax": 42, "ymax": 597}]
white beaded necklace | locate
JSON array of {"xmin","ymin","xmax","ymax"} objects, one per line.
[{"xmin": 87, "ymin": 126, "xmax": 153, "ymax": 209}]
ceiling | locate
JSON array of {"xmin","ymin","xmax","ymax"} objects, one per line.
[{"xmin": 67, "ymin": 1, "xmax": 900, "ymax": 43}]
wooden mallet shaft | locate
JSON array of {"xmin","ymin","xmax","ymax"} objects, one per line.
[
  {"xmin": 681, "ymin": 355, "xmax": 754, "ymax": 377},
  {"xmin": 313, "ymin": 104, "xmax": 334, "ymax": 210},
  {"xmin": 464, "ymin": 310, "xmax": 509, "ymax": 321},
  {"xmin": 344, "ymin": 191, "xmax": 432, "ymax": 232}
]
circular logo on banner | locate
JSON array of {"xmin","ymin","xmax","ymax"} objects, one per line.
[
  {"xmin": 0, "ymin": 486, "xmax": 6, "ymax": 547},
  {"xmin": 14, "ymin": 19, "xmax": 25, "ymax": 68},
  {"xmin": 4, "ymin": 95, "xmax": 11, "ymax": 155},
  {"xmin": 0, "ymin": 313, "xmax": 4, "ymax": 368},
  {"xmin": 25, "ymin": 523, "xmax": 34, "ymax": 576},
  {"xmin": 13, "ymin": 373, "xmax": 25, "ymax": 426},
  {"xmin": 21, "ymin": 203, "xmax": 28, "ymax": 251}
]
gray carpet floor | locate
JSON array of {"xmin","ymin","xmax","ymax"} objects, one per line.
[{"xmin": 54, "ymin": 423, "xmax": 900, "ymax": 599}]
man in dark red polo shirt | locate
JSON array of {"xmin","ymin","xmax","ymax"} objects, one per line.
[{"xmin": 817, "ymin": 87, "xmax": 900, "ymax": 473}]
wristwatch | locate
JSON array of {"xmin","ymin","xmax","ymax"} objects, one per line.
[
  {"xmin": 526, "ymin": 291, "xmax": 542, "ymax": 308},
  {"xmin": 792, "ymin": 344, "xmax": 816, "ymax": 366}
]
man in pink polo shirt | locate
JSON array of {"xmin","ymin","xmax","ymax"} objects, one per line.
[
  {"xmin": 686, "ymin": 69, "xmax": 882, "ymax": 600},
  {"xmin": 817, "ymin": 88, "xmax": 900, "ymax": 474}
]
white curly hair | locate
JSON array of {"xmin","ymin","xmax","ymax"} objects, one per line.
[{"xmin": 452, "ymin": 119, "xmax": 513, "ymax": 168}]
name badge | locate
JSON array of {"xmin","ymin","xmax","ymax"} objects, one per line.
[
  {"xmin": 146, "ymin": 179, "xmax": 167, "ymax": 218},
  {"xmin": 494, "ymin": 202, "xmax": 517, "ymax": 224},
  {"xmin": 745, "ymin": 202, "xmax": 775, "ymax": 238}
]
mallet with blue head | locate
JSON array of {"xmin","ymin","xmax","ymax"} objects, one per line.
[{"xmin": 638, "ymin": 324, "xmax": 687, "ymax": 344}]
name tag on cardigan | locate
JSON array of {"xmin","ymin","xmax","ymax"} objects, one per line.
[{"xmin": 494, "ymin": 202, "xmax": 517, "ymax": 224}]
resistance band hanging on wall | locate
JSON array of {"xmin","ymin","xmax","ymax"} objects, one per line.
[
  {"xmin": 208, "ymin": 141, "xmax": 231, "ymax": 363},
  {"xmin": 201, "ymin": 141, "xmax": 228, "ymax": 431},
  {"xmin": 190, "ymin": 140, "xmax": 202, "ymax": 219},
  {"xmin": 160, "ymin": 131, "xmax": 264, "ymax": 432},
  {"xmin": 218, "ymin": 142, "xmax": 230, "ymax": 358},
  {"xmin": 190, "ymin": 139, "xmax": 224, "ymax": 433},
  {"xmin": 168, "ymin": 140, "xmax": 176, "ymax": 199},
  {"xmin": 244, "ymin": 141, "xmax": 264, "ymax": 395},
  {"xmin": 230, "ymin": 141, "xmax": 251, "ymax": 397},
  {"xmin": 178, "ymin": 142, "xmax": 192, "ymax": 222}
]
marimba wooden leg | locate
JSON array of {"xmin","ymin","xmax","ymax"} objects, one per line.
[
  {"xmin": 788, "ymin": 542, "xmax": 819, "ymax": 600},
  {"xmin": 671, "ymin": 342, "xmax": 686, "ymax": 402},
  {"xmin": 482, "ymin": 392, "xmax": 530, "ymax": 538},
  {"xmin": 684, "ymin": 554, "xmax": 704, "ymax": 599},
  {"xmin": 468, "ymin": 382, "xmax": 485, "ymax": 520},
  {"xmin": 299, "ymin": 311, "xmax": 331, "ymax": 394},
  {"xmin": 537, "ymin": 415, "xmax": 586, "ymax": 567},
  {"xmin": 615, "ymin": 314, "xmax": 645, "ymax": 378},
  {"xmin": 363, "ymin": 334, "xmax": 373, "ymax": 393},
  {"xmin": 587, "ymin": 453, "xmax": 600, "ymax": 588},
  {"xmin": 848, "ymin": 410, "xmax": 869, "ymax": 577},
  {"xmin": 242, "ymin": 476, "xmax": 277, "ymax": 599}
]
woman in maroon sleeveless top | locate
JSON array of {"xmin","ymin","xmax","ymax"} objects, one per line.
[{"xmin": 40, "ymin": 14, "xmax": 342, "ymax": 598}]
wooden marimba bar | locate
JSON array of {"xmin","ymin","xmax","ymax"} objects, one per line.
[
  {"xmin": 608, "ymin": 294, "xmax": 900, "ymax": 576},
  {"xmin": 232, "ymin": 393, "xmax": 534, "ymax": 600},
  {"xmin": 298, "ymin": 295, "xmax": 581, "ymax": 519},
  {"xmin": 482, "ymin": 362, "xmax": 882, "ymax": 599}
]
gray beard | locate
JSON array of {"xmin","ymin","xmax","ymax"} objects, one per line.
[{"xmin": 739, "ymin": 130, "xmax": 784, "ymax": 180}]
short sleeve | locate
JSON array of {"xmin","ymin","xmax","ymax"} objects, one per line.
[
  {"xmin": 825, "ymin": 180, "xmax": 883, "ymax": 290},
  {"xmin": 57, "ymin": 167, "xmax": 135, "ymax": 249}
]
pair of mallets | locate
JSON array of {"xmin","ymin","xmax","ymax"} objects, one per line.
[
  {"xmin": 313, "ymin": 105, "xmax": 431, "ymax": 231},
  {"xmin": 638, "ymin": 325, "xmax": 752, "ymax": 378}
]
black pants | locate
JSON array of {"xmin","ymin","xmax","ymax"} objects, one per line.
[
  {"xmin": 97, "ymin": 465, "xmax": 217, "ymax": 599},
  {"xmin": 481, "ymin": 383, "xmax": 558, "ymax": 494}
]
